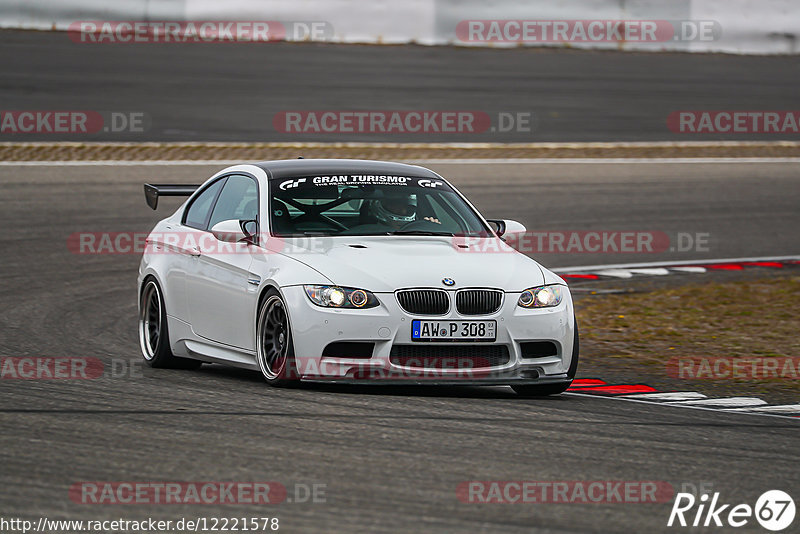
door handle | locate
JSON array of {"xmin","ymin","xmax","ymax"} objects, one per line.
[{"xmin": 189, "ymin": 246, "xmax": 201, "ymax": 257}]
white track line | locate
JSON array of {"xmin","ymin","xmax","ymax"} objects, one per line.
[
  {"xmin": 1, "ymin": 141, "xmax": 797, "ymax": 148},
  {"xmin": 565, "ymin": 392, "xmax": 800, "ymax": 421},
  {"xmin": 569, "ymin": 288, "xmax": 630, "ymax": 294},
  {"xmin": 620, "ymin": 392, "xmax": 707, "ymax": 401},
  {"xmin": 626, "ymin": 267, "xmax": 671, "ymax": 276},
  {"xmin": 414, "ymin": 158, "xmax": 800, "ymax": 164},
  {"xmin": 725, "ymin": 404, "xmax": 800, "ymax": 414},
  {"xmin": 667, "ymin": 397, "xmax": 768, "ymax": 408},
  {"xmin": 0, "ymin": 160, "xmax": 244, "ymax": 166},
  {"xmin": 2, "ymin": 157, "xmax": 800, "ymax": 166},
  {"xmin": 594, "ymin": 269, "xmax": 635, "ymax": 278},
  {"xmin": 554, "ymin": 256, "xmax": 800, "ymax": 273}
]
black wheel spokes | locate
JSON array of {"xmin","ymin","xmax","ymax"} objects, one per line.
[
  {"xmin": 146, "ymin": 294, "xmax": 160, "ymax": 348},
  {"xmin": 139, "ymin": 284, "xmax": 162, "ymax": 359},
  {"xmin": 149, "ymin": 292, "xmax": 160, "ymax": 347},
  {"xmin": 260, "ymin": 299, "xmax": 289, "ymax": 378}
]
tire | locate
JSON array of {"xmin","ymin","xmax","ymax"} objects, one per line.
[
  {"xmin": 512, "ymin": 321, "xmax": 580, "ymax": 397},
  {"xmin": 256, "ymin": 289, "xmax": 299, "ymax": 387},
  {"xmin": 138, "ymin": 278, "xmax": 202, "ymax": 369}
]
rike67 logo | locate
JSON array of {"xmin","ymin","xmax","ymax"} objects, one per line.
[{"xmin": 668, "ymin": 490, "xmax": 795, "ymax": 531}]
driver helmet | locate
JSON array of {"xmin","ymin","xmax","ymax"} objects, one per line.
[{"xmin": 372, "ymin": 192, "xmax": 417, "ymax": 227}]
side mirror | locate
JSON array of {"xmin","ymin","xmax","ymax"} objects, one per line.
[
  {"xmin": 211, "ymin": 219, "xmax": 256, "ymax": 244},
  {"xmin": 487, "ymin": 219, "xmax": 526, "ymax": 238}
]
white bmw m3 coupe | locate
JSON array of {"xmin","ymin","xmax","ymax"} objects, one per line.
[{"xmin": 138, "ymin": 159, "xmax": 578, "ymax": 395}]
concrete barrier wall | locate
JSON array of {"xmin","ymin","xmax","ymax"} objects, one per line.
[
  {"xmin": 1, "ymin": 0, "xmax": 797, "ymax": 54},
  {"xmin": 690, "ymin": 0, "xmax": 799, "ymax": 54}
]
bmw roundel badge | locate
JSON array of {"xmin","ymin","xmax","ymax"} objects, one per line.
[{"xmin": 442, "ymin": 278, "xmax": 455, "ymax": 286}]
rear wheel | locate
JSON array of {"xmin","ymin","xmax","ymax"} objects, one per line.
[
  {"xmin": 256, "ymin": 289, "xmax": 298, "ymax": 387},
  {"xmin": 138, "ymin": 278, "xmax": 201, "ymax": 369},
  {"xmin": 512, "ymin": 321, "xmax": 579, "ymax": 397}
]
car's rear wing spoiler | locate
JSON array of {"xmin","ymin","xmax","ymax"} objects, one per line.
[{"xmin": 144, "ymin": 184, "xmax": 199, "ymax": 210}]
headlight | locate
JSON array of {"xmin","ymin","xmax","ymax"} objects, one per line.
[
  {"xmin": 517, "ymin": 285, "xmax": 564, "ymax": 308},
  {"xmin": 304, "ymin": 285, "xmax": 380, "ymax": 309}
]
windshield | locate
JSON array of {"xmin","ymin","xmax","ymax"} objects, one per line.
[{"xmin": 269, "ymin": 174, "xmax": 492, "ymax": 237}]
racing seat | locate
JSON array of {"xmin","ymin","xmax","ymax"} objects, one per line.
[{"xmin": 359, "ymin": 200, "xmax": 378, "ymax": 225}]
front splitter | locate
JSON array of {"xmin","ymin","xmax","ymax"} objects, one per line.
[{"xmin": 300, "ymin": 373, "xmax": 572, "ymax": 387}]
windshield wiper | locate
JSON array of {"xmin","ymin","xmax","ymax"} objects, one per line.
[{"xmin": 391, "ymin": 230, "xmax": 454, "ymax": 236}]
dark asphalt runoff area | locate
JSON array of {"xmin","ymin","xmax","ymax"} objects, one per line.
[
  {"xmin": 0, "ymin": 161, "xmax": 797, "ymax": 532},
  {"xmin": 2, "ymin": 29, "xmax": 800, "ymax": 142}
]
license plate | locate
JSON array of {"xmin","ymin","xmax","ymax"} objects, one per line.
[{"xmin": 411, "ymin": 320, "xmax": 496, "ymax": 342}]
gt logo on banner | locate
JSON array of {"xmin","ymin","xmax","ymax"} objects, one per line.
[{"xmin": 279, "ymin": 178, "xmax": 306, "ymax": 190}]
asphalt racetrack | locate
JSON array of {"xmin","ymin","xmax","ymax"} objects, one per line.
[
  {"xmin": 2, "ymin": 29, "xmax": 800, "ymax": 142},
  {"xmin": 0, "ymin": 160, "xmax": 798, "ymax": 532}
]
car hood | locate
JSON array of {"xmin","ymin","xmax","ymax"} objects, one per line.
[{"xmin": 265, "ymin": 236, "xmax": 545, "ymax": 292}]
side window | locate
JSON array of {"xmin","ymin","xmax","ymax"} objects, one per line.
[
  {"xmin": 184, "ymin": 178, "xmax": 226, "ymax": 230},
  {"xmin": 207, "ymin": 175, "xmax": 259, "ymax": 230}
]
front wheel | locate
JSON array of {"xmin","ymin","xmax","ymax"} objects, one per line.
[
  {"xmin": 138, "ymin": 279, "xmax": 202, "ymax": 369},
  {"xmin": 512, "ymin": 321, "xmax": 579, "ymax": 397},
  {"xmin": 256, "ymin": 289, "xmax": 298, "ymax": 387}
]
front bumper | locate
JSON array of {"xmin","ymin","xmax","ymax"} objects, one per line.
[{"xmin": 281, "ymin": 285, "xmax": 576, "ymax": 385}]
